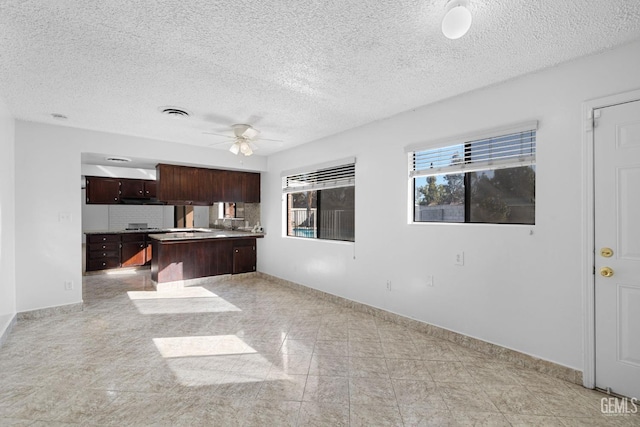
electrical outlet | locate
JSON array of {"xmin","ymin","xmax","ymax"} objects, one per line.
[
  {"xmin": 426, "ymin": 275, "xmax": 434, "ymax": 287},
  {"xmin": 64, "ymin": 281, "xmax": 73, "ymax": 290},
  {"xmin": 58, "ymin": 212, "xmax": 72, "ymax": 222},
  {"xmin": 386, "ymin": 280, "xmax": 392, "ymax": 291},
  {"xmin": 455, "ymin": 251, "xmax": 464, "ymax": 266}
]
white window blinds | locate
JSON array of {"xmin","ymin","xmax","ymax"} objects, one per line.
[
  {"xmin": 409, "ymin": 122, "xmax": 537, "ymax": 178},
  {"xmin": 282, "ymin": 159, "xmax": 355, "ymax": 193}
]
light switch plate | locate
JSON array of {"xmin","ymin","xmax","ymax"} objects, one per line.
[{"xmin": 455, "ymin": 251, "xmax": 464, "ymax": 266}]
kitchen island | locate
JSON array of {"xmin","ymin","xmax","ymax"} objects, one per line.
[{"xmin": 148, "ymin": 230, "xmax": 264, "ymax": 288}]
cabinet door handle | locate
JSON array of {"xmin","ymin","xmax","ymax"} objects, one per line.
[
  {"xmin": 102, "ymin": 245, "xmax": 106, "ymax": 249},
  {"xmin": 140, "ymin": 244, "xmax": 144, "ymax": 248},
  {"xmin": 102, "ymin": 262, "xmax": 106, "ymax": 266},
  {"xmin": 102, "ymin": 237, "xmax": 107, "ymax": 241},
  {"xmin": 103, "ymin": 253, "xmax": 106, "ymax": 256}
]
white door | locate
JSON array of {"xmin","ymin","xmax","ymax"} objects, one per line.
[{"xmin": 594, "ymin": 99, "xmax": 640, "ymax": 399}]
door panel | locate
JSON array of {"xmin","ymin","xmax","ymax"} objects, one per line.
[{"xmin": 594, "ymin": 99, "xmax": 640, "ymax": 399}]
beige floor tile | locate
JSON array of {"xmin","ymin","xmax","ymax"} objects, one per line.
[
  {"xmin": 349, "ymin": 356, "xmax": 389, "ymax": 378},
  {"xmin": 299, "ymin": 401, "xmax": 349, "ymax": 426},
  {"xmin": 437, "ymin": 382, "xmax": 501, "ymax": 413},
  {"xmin": 484, "ymin": 384, "xmax": 553, "ymax": 415},
  {"xmin": 348, "ymin": 340, "xmax": 384, "ymax": 358},
  {"xmin": 399, "ymin": 407, "xmax": 457, "ymax": 427},
  {"xmin": 0, "ymin": 271, "xmax": 619, "ymax": 426},
  {"xmin": 349, "ymin": 377, "xmax": 397, "ymax": 405},
  {"xmin": 386, "ymin": 358, "xmax": 433, "ymax": 381},
  {"xmin": 392, "ymin": 379, "xmax": 444, "ymax": 408},
  {"xmin": 280, "ymin": 338, "xmax": 315, "ymax": 355},
  {"xmin": 314, "ymin": 340, "xmax": 349, "ymax": 357},
  {"xmin": 504, "ymin": 414, "xmax": 568, "ymax": 427},
  {"xmin": 0, "ymin": 419, "xmax": 34, "ymax": 427},
  {"xmin": 309, "ymin": 355, "xmax": 349, "ymax": 376},
  {"xmin": 243, "ymin": 400, "xmax": 301, "ymax": 427},
  {"xmin": 256, "ymin": 373, "xmax": 307, "ymax": 401},
  {"xmin": 350, "ymin": 403, "xmax": 404, "ymax": 427},
  {"xmin": 303, "ymin": 375, "xmax": 350, "ymax": 403},
  {"xmin": 425, "ymin": 360, "xmax": 475, "ymax": 383},
  {"xmin": 452, "ymin": 410, "xmax": 511, "ymax": 426},
  {"xmin": 381, "ymin": 340, "xmax": 421, "ymax": 359}
]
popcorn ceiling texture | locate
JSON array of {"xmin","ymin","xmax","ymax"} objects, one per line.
[{"xmin": 0, "ymin": 1, "xmax": 639, "ymax": 155}]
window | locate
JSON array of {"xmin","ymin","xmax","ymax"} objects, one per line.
[
  {"xmin": 408, "ymin": 122, "xmax": 536, "ymax": 224},
  {"xmin": 283, "ymin": 160, "xmax": 355, "ymax": 242}
]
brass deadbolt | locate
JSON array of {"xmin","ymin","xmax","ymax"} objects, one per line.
[{"xmin": 600, "ymin": 247, "xmax": 613, "ymax": 258}]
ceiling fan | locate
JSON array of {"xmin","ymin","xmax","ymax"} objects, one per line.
[{"xmin": 204, "ymin": 124, "xmax": 281, "ymax": 156}]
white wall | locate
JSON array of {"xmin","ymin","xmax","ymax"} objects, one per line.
[
  {"xmin": 0, "ymin": 96, "xmax": 16, "ymax": 338},
  {"xmin": 260, "ymin": 40, "xmax": 640, "ymax": 371},
  {"xmin": 14, "ymin": 123, "xmax": 266, "ymax": 312}
]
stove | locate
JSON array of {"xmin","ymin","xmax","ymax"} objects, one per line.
[{"xmin": 125, "ymin": 223, "xmax": 161, "ymax": 231}]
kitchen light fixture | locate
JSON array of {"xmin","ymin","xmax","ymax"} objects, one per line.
[
  {"xmin": 230, "ymin": 140, "xmax": 254, "ymax": 156},
  {"xmin": 442, "ymin": 0, "xmax": 472, "ymax": 40}
]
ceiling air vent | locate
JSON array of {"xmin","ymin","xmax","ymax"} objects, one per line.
[
  {"xmin": 160, "ymin": 106, "xmax": 191, "ymax": 118},
  {"xmin": 105, "ymin": 156, "xmax": 132, "ymax": 163}
]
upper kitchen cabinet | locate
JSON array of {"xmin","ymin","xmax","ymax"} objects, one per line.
[
  {"xmin": 85, "ymin": 176, "xmax": 158, "ymax": 204},
  {"xmin": 243, "ymin": 171, "xmax": 261, "ymax": 203},
  {"xmin": 85, "ymin": 176, "xmax": 120, "ymax": 204},
  {"xmin": 156, "ymin": 164, "xmax": 260, "ymax": 204},
  {"xmin": 119, "ymin": 178, "xmax": 145, "ymax": 198},
  {"xmin": 144, "ymin": 180, "xmax": 157, "ymax": 198},
  {"xmin": 156, "ymin": 164, "xmax": 208, "ymax": 205}
]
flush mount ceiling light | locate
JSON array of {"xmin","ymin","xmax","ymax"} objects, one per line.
[{"xmin": 442, "ymin": 0, "xmax": 472, "ymax": 40}]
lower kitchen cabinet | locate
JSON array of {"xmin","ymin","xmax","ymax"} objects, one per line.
[
  {"xmin": 86, "ymin": 233, "xmax": 153, "ymax": 272},
  {"xmin": 86, "ymin": 234, "xmax": 121, "ymax": 271},
  {"xmin": 120, "ymin": 233, "xmax": 147, "ymax": 267},
  {"xmin": 233, "ymin": 241, "xmax": 256, "ymax": 274},
  {"xmin": 151, "ymin": 237, "xmax": 258, "ymax": 283}
]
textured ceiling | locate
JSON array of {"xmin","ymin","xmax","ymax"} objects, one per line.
[{"xmin": 1, "ymin": 0, "xmax": 639, "ymax": 157}]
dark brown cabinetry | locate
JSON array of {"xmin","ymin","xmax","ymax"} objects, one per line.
[
  {"xmin": 156, "ymin": 164, "xmax": 260, "ymax": 204},
  {"xmin": 119, "ymin": 179, "xmax": 145, "ymax": 198},
  {"xmin": 144, "ymin": 181, "xmax": 157, "ymax": 198},
  {"xmin": 85, "ymin": 177, "xmax": 158, "ymax": 204},
  {"xmin": 233, "ymin": 240, "xmax": 257, "ymax": 274},
  {"xmin": 120, "ymin": 233, "xmax": 147, "ymax": 267},
  {"xmin": 86, "ymin": 177, "xmax": 120, "ymax": 204},
  {"xmin": 242, "ymin": 172, "xmax": 261, "ymax": 203},
  {"xmin": 151, "ymin": 237, "xmax": 258, "ymax": 283},
  {"xmin": 86, "ymin": 232, "xmax": 154, "ymax": 271},
  {"xmin": 86, "ymin": 234, "xmax": 121, "ymax": 270}
]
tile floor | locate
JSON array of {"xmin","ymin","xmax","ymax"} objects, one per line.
[{"xmin": 0, "ymin": 271, "xmax": 638, "ymax": 426}]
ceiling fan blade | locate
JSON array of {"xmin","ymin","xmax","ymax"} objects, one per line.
[
  {"xmin": 256, "ymin": 137, "xmax": 283, "ymax": 142},
  {"xmin": 242, "ymin": 127, "xmax": 260, "ymax": 139},
  {"xmin": 207, "ymin": 140, "xmax": 231, "ymax": 146},
  {"xmin": 203, "ymin": 131, "xmax": 232, "ymax": 138}
]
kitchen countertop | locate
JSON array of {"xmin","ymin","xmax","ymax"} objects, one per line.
[
  {"xmin": 83, "ymin": 228, "xmax": 264, "ymax": 240},
  {"xmin": 148, "ymin": 229, "xmax": 264, "ymax": 242}
]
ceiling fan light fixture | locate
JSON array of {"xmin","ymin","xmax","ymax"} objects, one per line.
[
  {"xmin": 229, "ymin": 142, "xmax": 241, "ymax": 155},
  {"xmin": 442, "ymin": 0, "xmax": 472, "ymax": 40},
  {"xmin": 240, "ymin": 141, "xmax": 253, "ymax": 156}
]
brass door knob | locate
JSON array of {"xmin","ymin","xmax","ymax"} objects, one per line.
[{"xmin": 600, "ymin": 267, "xmax": 614, "ymax": 277}]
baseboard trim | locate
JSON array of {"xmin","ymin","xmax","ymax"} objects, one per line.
[
  {"xmin": 0, "ymin": 314, "xmax": 17, "ymax": 348},
  {"xmin": 256, "ymin": 272, "xmax": 582, "ymax": 386},
  {"xmin": 17, "ymin": 302, "xmax": 84, "ymax": 321}
]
